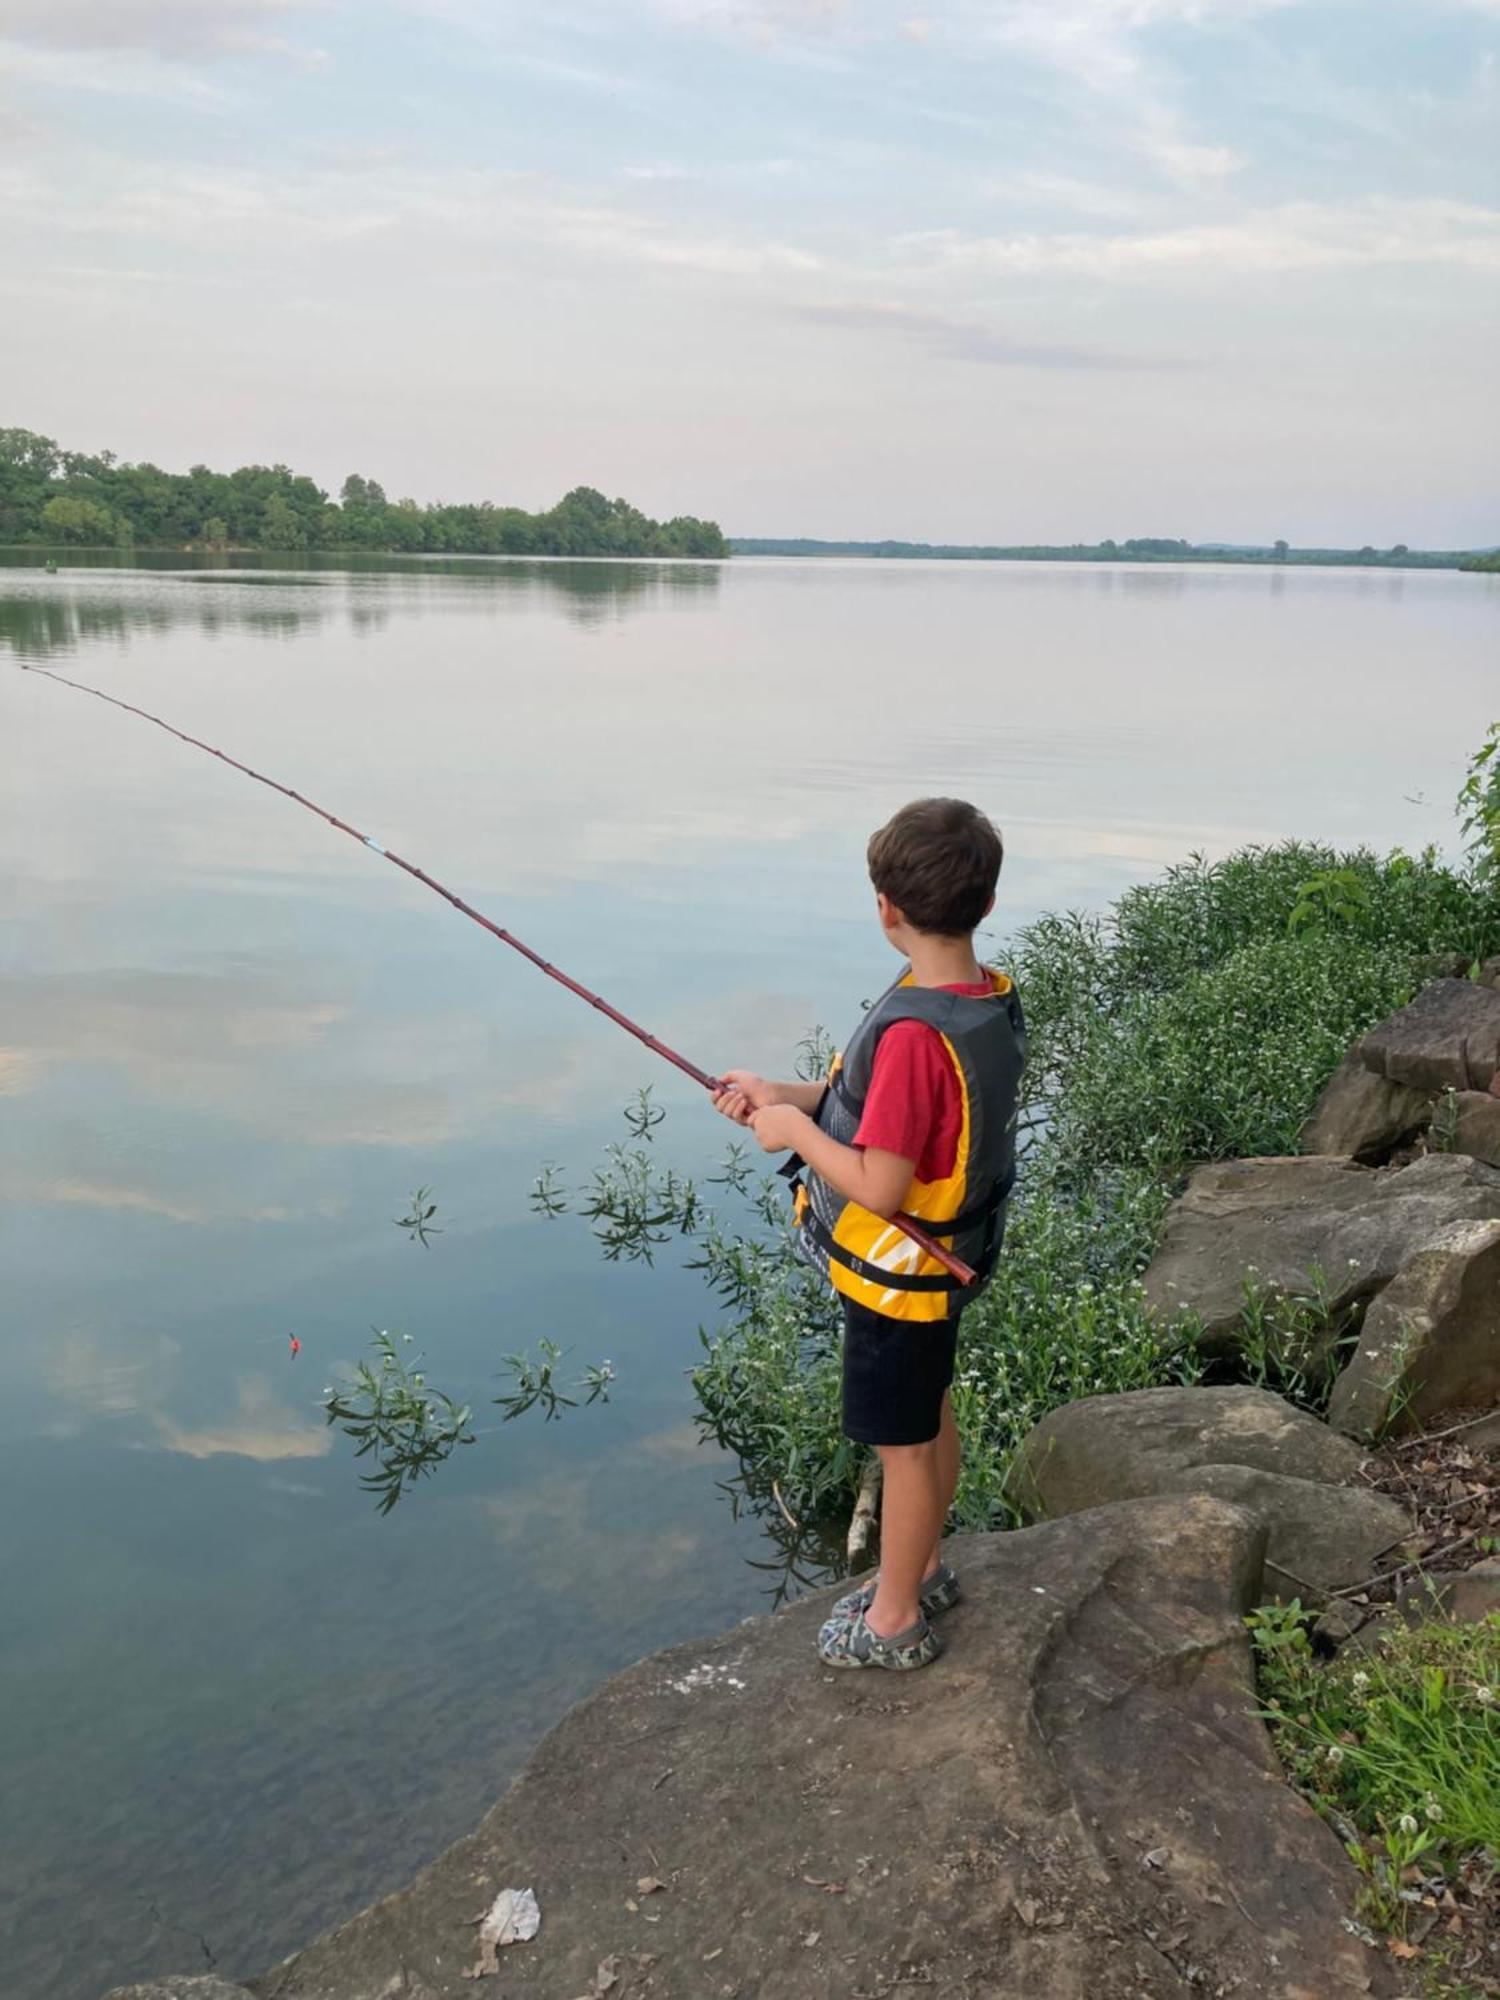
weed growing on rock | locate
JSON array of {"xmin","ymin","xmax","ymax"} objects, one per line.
[{"xmin": 1248, "ymin": 1601, "xmax": 1499, "ymax": 1974}]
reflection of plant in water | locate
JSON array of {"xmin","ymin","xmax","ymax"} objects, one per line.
[
  {"xmin": 493, "ymin": 1339, "xmax": 615, "ymax": 1423},
  {"xmin": 794, "ymin": 1026, "xmax": 834, "ymax": 1081},
  {"xmin": 322, "ymin": 1330, "xmax": 473, "ymax": 1514},
  {"xmin": 623, "ymin": 1085, "xmax": 665, "ymax": 1142},
  {"xmin": 394, "ymin": 1185, "xmax": 442, "ymax": 1246},
  {"xmin": 532, "ymin": 1094, "xmax": 723, "ymax": 1266},
  {"xmin": 716, "ymin": 1470, "xmax": 846, "ymax": 1612}
]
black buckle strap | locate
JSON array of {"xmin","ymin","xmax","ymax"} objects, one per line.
[{"xmin": 800, "ymin": 1207, "xmax": 1004, "ymax": 1293}]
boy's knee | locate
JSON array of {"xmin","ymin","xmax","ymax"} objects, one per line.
[{"xmin": 879, "ymin": 1437, "xmax": 940, "ymax": 1468}]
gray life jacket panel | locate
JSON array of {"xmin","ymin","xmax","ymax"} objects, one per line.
[{"xmin": 782, "ymin": 969, "xmax": 1026, "ymax": 1319}]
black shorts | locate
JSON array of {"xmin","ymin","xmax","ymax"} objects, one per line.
[{"xmin": 840, "ymin": 1296, "xmax": 960, "ymax": 1446}]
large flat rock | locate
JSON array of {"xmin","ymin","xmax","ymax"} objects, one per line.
[
  {"xmin": 239, "ymin": 1497, "xmax": 1389, "ymax": 2000},
  {"xmin": 1143, "ymin": 1151, "xmax": 1500, "ymax": 1351},
  {"xmin": 1006, "ymin": 1386, "xmax": 1410, "ymax": 1599},
  {"xmin": 1328, "ymin": 1216, "xmax": 1500, "ymax": 1438},
  {"xmin": 1358, "ymin": 977, "xmax": 1500, "ymax": 1095}
]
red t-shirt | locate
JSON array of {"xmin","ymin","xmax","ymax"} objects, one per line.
[{"xmin": 851, "ymin": 980, "xmax": 993, "ymax": 1184}]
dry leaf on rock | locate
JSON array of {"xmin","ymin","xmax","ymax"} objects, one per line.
[
  {"xmin": 635, "ymin": 1875, "xmax": 667, "ymax": 1895},
  {"xmin": 463, "ymin": 1885, "xmax": 541, "ymax": 1979}
]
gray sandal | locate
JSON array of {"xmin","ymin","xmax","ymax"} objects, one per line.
[
  {"xmin": 831, "ymin": 1561, "xmax": 962, "ymax": 1624},
  {"xmin": 818, "ymin": 1607, "xmax": 943, "ymax": 1671}
]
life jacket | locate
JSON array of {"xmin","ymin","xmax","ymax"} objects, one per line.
[{"xmin": 782, "ymin": 967, "xmax": 1026, "ymax": 1322}]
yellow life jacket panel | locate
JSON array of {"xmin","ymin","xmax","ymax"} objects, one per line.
[{"xmin": 782, "ymin": 968, "xmax": 1026, "ymax": 1323}]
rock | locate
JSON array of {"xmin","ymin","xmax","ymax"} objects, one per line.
[
  {"xmin": 1478, "ymin": 956, "xmax": 1500, "ymax": 992},
  {"xmin": 243, "ymin": 1498, "xmax": 1393, "ymax": 2000},
  {"xmin": 1327, "ymin": 1217, "xmax": 1500, "ymax": 1436},
  {"xmin": 1005, "ymin": 1387, "xmax": 1410, "ymax": 1600},
  {"xmin": 1358, "ymin": 978, "xmax": 1500, "ymax": 1095},
  {"xmin": 103, "ymin": 1983, "xmax": 257, "ymax": 2000},
  {"xmin": 1413, "ymin": 952, "xmax": 1475, "ymax": 984},
  {"xmin": 1312, "ymin": 1600, "xmax": 1378, "ymax": 1651},
  {"xmin": 1143, "ymin": 1152, "xmax": 1500, "ymax": 1354},
  {"xmin": 1453, "ymin": 1089, "xmax": 1500, "ymax": 1167},
  {"xmin": 1299, "ymin": 1054, "xmax": 1431, "ymax": 1163},
  {"xmin": 1398, "ymin": 1557, "xmax": 1500, "ymax": 1625}
]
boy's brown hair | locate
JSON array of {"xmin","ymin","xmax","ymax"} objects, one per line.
[{"xmin": 867, "ymin": 798, "xmax": 1003, "ymax": 936}]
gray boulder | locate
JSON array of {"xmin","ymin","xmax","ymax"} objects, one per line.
[
  {"xmin": 1453, "ymin": 1089, "xmax": 1500, "ymax": 1167},
  {"xmin": 1327, "ymin": 1217, "xmax": 1500, "ymax": 1437},
  {"xmin": 242, "ymin": 1498, "xmax": 1392, "ymax": 2000},
  {"xmin": 1398, "ymin": 1557, "xmax": 1500, "ymax": 1626},
  {"xmin": 1006, "ymin": 1387, "xmax": 1410, "ymax": 1599},
  {"xmin": 1358, "ymin": 977, "xmax": 1500, "ymax": 1095},
  {"xmin": 1143, "ymin": 1151, "xmax": 1500, "ymax": 1353},
  {"xmin": 1299, "ymin": 1054, "xmax": 1430, "ymax": 1163}
]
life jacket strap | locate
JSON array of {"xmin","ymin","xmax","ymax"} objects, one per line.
[{"xmin": 780, "ymin": 1164, "xmax": 1016, "ymax": 1293}]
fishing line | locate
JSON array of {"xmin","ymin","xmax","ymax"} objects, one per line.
[{"xmin": 13, "ymin": 660, "xmax": 976, "ymax": 1284}]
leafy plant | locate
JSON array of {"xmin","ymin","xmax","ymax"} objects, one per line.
[
  {"xmin": 1457, "ymin": 722, "xmax": 1500, "ymax": 885},
  {"xmin": 1248, "ymin": 1602, "xmax": 1499, "ymax": 1947},
  {"xmin": 494, "ymin": 1339, "xmax": 615, "ymax": 1422},
  {"xmin": 1288, "ymin": 867, "xmax": 1375, "ymax": 935},
  {"xmin": 394, "ymin": 1185, "xmax": 442, "ymax": 1247},
  {"xmin": 322, "ymin": 1329, "xmax": 473, "ymax": 1513}
]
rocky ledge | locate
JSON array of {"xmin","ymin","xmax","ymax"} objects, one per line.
[{"xmin": 106, "ymin": 1496, "xmax": 1393, "ymax": 2000}]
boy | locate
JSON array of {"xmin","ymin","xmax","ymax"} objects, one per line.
[{"xmin": 714, "ymin": 797, "xmax": 1024, "ymax": 1671}]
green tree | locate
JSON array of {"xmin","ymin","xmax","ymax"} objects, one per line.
[
  {"xmin": 1274, "ymin": 539, "xmax": 1289, "ymax": 558},
  {"xmin": 260, "ymin": 492, "xmax": 307, "ymax": 549},
  {"xmin": 40, "ymin": 494, "xmax": 118, "ymax": 544}
]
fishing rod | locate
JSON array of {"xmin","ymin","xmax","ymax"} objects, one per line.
[{"xmin": 13, "ymin": 661, "xmax": 977, "ymax": 1286}]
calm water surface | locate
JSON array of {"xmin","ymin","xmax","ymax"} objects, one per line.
[{"xmin": 2, "ymin": 553, "xmax": 1495, "ymax": 1998}]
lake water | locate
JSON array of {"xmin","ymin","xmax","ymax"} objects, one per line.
[{"xmin": 2, "ymin": 552, "xmax": 1495, "ymax": 1999}]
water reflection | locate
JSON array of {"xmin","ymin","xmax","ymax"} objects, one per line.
[{"xmin": 0, "ymin": 551, "xmax": 723, "ymax": 655}]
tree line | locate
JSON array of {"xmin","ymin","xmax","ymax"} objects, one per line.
[
  {"xmin": 731, "ymin": 534, "xmax": 1489, "ymax": 569},
  {"xmin": 0, "ymin": 427, "xmax": 729, "ymax": 559}
]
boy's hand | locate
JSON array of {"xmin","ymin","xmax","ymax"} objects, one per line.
[
  {"xmin": 712, "ymin": 1069, "xmax": 776, "ymax": 1126},
  {"xmin": 748, "ymin": 1102, "xmax": 808, "ymax": 1154}
]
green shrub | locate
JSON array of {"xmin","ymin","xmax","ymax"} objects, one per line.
[
  {"xmin": 558, "ymin": 811, "xmax": 1500, "ymax": 1531},
  {"xmin": 1249, "ymin": 1602, "xmax": 1499, "ymax": 1944}
]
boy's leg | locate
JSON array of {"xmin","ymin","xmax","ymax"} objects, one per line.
[
  {"xmin": 929, "ymin": 1389, "xmax": 959, "ymax": 1574},
  {"xmin": 866, "ymin": 1437, "xmax": 946, "ymax": 1639}
]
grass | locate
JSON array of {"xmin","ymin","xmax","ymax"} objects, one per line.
[{"xmin": 1248, "ymin": 1600, "xmax": 1499, "ymax": 1978}]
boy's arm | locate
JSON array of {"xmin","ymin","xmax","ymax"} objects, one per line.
[{"xmin": 746, "ymin": 1103, "xmax": 914, "ymax": 1220}]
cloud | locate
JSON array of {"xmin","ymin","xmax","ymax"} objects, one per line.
[
  {"xmin": 794, "ymin": 300, "xmax": 1174, "ymax": 369},
  {"xmin": 153, "ymin": 1375, "xmax": 330, "ymax": 1461},
  {"xmin": 0, "ymin": 0, "xmax": 324, "ymax": 60},
  {"xmin": 904, "ymin": 198, "xmax": 1500, "ymax": 278}
]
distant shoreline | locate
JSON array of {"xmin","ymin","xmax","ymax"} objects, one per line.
[{"xmin": 730, "ymin": 537, "xmax": 1500, "ymax": 572}]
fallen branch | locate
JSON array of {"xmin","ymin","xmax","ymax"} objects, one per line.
[
  {"xmin": 1330, "ymin": 1525, "xmax": 1489, "ymax": 1602},
  {"xmin": 846, "ymin": 1456, "xmax": 882, "ymax": 1564}
]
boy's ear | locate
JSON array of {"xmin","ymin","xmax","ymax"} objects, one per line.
[
  {"xmin": 876, "ymin": 891, "xmax": 902, "ymax": 930},
  {"xmin": 984, "ymin": 892, "xmax": 996, "ymax": 919}
]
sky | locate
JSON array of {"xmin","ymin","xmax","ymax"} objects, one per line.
[{"xmin": 0, "ymin": 0, "xmax": 1496, "ymax": 544}]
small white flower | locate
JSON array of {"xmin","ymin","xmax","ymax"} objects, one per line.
[
  {"xmin": 1398, "ymin": 1813, "xmax": 1419, "ymax": 1837},
  {"xmin": 1351, "ymin": 1670, "xmax": 1371, "ymax": 1694},
  {"xmin": 1424, "ymin": 1800, "xmax": 1443, "ymax": 1822},
  {"xmin": 1326, "ymin": 1745, "xmax": 1345, "ymax": 1765},
  {"xmin": 1474, "ymin": 1684, "xmax": 1495, "ymax": 1707}
]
